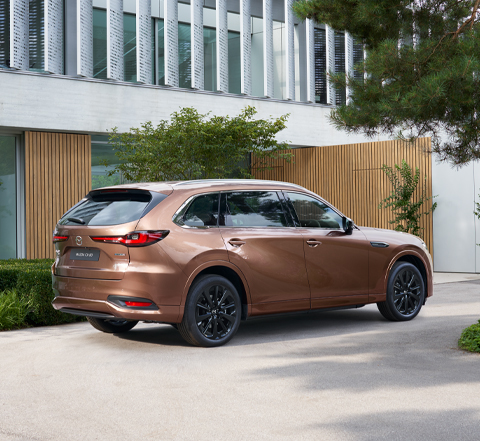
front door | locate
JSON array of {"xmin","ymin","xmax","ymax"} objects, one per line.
[
  {"xmin": 285, "ymin": 192, "xmax": 370, "ymax": 309},
  {"xmin": 219, "ymin": 191, "xmax": 310, "ymax": 316}
]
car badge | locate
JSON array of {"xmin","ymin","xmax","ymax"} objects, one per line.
[{"xmin": 76, "ymin": 236, "xmax": 82, "ymax": 246}]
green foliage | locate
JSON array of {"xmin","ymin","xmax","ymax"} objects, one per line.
[
  {"xmin": 0, "ymin": 259, "xmax": 83, "ymax": 330},
  {"xmin": 379, "ymin": 160, "xmax": 437, "ymax": 238},
  {"xmin": 458, "ymin": 320, "xmax": 480, "ymax": 353},
  {"xmin": 107, "ymin": 106, "xmax": 293, "ymax": 182},
  {"xmin": 293, "ymin": 0, "xmax": 480, "ymax": 166},
  {"xmin": 0, "ymin": 290, "xmax": 31, "ymax": 330}
]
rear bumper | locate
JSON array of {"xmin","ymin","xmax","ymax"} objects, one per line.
[
  {"xmin": 52, "ymin": 295, "xmax": 181, "ymax": 322},
  {"xmin": 52, "ymin": 272, "xmax": 181, "ymax": 322}
]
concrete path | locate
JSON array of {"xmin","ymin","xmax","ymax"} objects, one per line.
[{"xmin": 1, "ymin": 281, "xmax": 479, "ymax": 441}]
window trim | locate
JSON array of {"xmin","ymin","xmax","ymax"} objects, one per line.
[
  {"xmin": 172, "ymin": 191, "xmax": 221, "ymax": 229},
  {"xmin": 219, "ymin": 190, "xmax": 294, "ymax": 229},
  {"xmin": 283, "ymin": 191, "xmax": 345, "ymax": 230}
]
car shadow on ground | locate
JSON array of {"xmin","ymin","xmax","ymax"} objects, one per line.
[{"xmin": 115, "ymin": 306, "xmax": 394, "ymax": 347}]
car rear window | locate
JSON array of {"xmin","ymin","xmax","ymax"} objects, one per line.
[{"xmin": 59, "ymin": 190, "xmax": 165, "ymax": 226}]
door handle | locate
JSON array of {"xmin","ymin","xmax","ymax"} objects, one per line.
[
  {"xmin": 228, "ymin": 239, "xmax": 246, "ymax": 247},
  {"xmin": 306, "ymin": 239, "xmax": 322, "ymax": 247}
]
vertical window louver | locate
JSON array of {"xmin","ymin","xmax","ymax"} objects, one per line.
[
  {"xmin": 334, "ymin": 30, "xmax": 346, "ymax": 105},
  {"xmin": 314, "ymin": 27, "xmax": 327, "ymax": 104},
  {"xmin": 0, "ymin": 0, "xmax": 9, "ymax": 68},
  {"xmin": 29, "ymin": 0, "xmax": 44, "ymax": 71}
]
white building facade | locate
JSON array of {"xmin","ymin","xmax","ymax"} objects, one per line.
[{"xmin": 0, "ymin": 0, "xmax": 478, "ymax": 272}]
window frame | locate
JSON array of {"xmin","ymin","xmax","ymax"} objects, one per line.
[
  {"xmin": 283, "ymin": 191, "xmax": 345, "ymax": 230},
  {"xmin": 172, "ymin": 192, "xmax": 222, "ymax": 229},
  {"xmin": 219, "ymin": 190, "xmax": 294, "ymax": 229}
]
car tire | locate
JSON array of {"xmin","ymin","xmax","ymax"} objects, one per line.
[
  {"xmin": 178, "ymin": 274, "xmax": 242, "ymax": 347},
  {"xmin": 377, "ymin": 261, "xmax": 425, "ymax": 321},
  {"xmin": 87, "ymin": 317, "xmax": 138, "ymax": 333}
]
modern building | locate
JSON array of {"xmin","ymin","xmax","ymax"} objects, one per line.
[{"xmin": 0, "ymin": 0, "xmax": 478, "ymax": 273}]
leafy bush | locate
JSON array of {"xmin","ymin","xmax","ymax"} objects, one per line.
[
  {"xmin": 458, "ymin": 320, "xmax": 480, "ymax": 353},
  {"xmin": 108, "ymin": 106, "xmax": 293, "ymax": 182},
  {"xmin": 0, "ymin": 259, "xmax": 83, "ymax": 330},
  {"xmin": 0, "ymin": 289, "xmax": 31, "ymax": 330},
  {"xmin": 379, "ymin": 160, "xmax": 437, "ymax": 239}
]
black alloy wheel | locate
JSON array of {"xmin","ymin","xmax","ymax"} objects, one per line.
[
  {"xmin": 377, "ymin": 261, "xmax": 425, "ymax": 321},
  {"xmin": 179, "ymin": 275, "xmax": 241, "ymax": 347},
  {"xmin": 87, "ymin": 317, "xmax": 138, "ymax": 333}
]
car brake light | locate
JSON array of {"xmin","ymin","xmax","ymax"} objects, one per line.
[
  {"xmin": 53, "ymin": 235, "xmax": 68, "ymax": 243},
  {"xmin": 90, "ymin": 230, "xmax": 169, "ymax": 247},
  {"xmin": 124, "ymin": 301, "xmax": 152, "ymax": 307}
]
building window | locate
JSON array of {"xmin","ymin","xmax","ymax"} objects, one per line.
[
  {"xmin": 93, "ymin": 8, "xmax": 107, "ymax": 79},
  {"xmin": 0, "ymin": 136, "xmax": 17, "ymax": 259},
  {"xmin": 123, "ymin": 13, "xmax": 136, "ymax": 82},
  {"xmin": 91, "ymin": 136, "xmax": 129, "ymax": 190},
  {"xmin": 178, "ymin": 22, "xmax": 191, "ymax": 88},
  {"xmin": 314, "ymin": 28, "xmax": 327, "ymax": 104},
  {"xmin": 157, "ymin": 19, "xmax": 165, "ymax": 85},
  {"xmin": 353, "ymin": 39, "xmax": 364, "ymax": 82},
  {"xmin": 334, "ymin": 31, "xmax": 346, "ymax": 106},
  {"xmin": 29, "ymin": 0, "xmax": 45, "ymax": 71},
  {"xmin": 204, "ymin": 27, "xmax": 216, "ymax": 91},
  {"xmin": 0, "ymin": 0, "xmax": 9, "ymax": 68},
  {"xmin": 228, "ymin": 30, "xmax": 240, "ymax": 94}
]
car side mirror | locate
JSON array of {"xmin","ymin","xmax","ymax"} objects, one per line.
[{"xmin": 343, "ymin": 217, "xmax": 354, "ymax": 235}]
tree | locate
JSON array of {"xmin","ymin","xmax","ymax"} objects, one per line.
[
  {"xmin": 379, "ymin": 160, "xmax": 437, "ymax": 238},
  {"xmin": 293, "ymin": 0, "xmax": 480, "ymax": 166},
  {"xmin": 107, "ymin": 106, "xmax": 292, "ymax": 182}
]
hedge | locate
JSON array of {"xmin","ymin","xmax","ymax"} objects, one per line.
[{"xmin": 0, "ymin": 259, "xmax": 83, "ymax": 330}]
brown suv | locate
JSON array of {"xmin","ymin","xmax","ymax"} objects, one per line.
[{"xmin": 52, "ymin": 180, "xmax": 433, "ymax": 347}]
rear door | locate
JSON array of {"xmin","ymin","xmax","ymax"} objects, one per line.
[
  {"xmin": 219, "ymin": 191, "xmax": 310, "ymax": 315},
  {"xmin": 54, "ymin": 189, "xmax": 166, "ymax": 280}
]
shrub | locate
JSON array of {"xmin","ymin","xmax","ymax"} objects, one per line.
[
  {"xmin": 458, "ymin": 320, "xmax": 480, "ymax": 353},
  {"xmin": 379, "ymin": 160, "xmax": 437, "ymax": 239},
  {"xmin": 0, "ymin": 259, "xmax": 83, "ymax": 330},
  {"xmin": 0, "ymin": 289, "xmax": 31, "ymax": 330}
]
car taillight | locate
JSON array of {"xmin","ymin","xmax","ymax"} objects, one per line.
[
  {"xmin": 90, "ymin": 230, "xmax": 169, "ymax": 247},
  {"xmin": 53, "ymin": 235, "xmax": 68, "ymax": 243}
]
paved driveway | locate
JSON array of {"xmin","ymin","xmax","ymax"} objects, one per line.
[{"xmin": 1, "ymin": 281, "xmax": 479, "ymax": 441}]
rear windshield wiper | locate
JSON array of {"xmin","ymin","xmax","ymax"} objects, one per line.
[{"xmin": 67, "ymin": 217, "xmax": 86, "ymax": 225}]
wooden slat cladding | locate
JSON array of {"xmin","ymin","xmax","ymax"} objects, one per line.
[
  {"xmin": 253, "ymin": 138, "xmax": 434, "ymax": 253},
  {"xmin": 25, "ymin": 132, "xmax": 92, "ymax": 259}
]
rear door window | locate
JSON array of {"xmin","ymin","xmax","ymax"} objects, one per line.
[
  {"xmin": 221, "ymin": 191, "xmax": 290, "ymax": 227},
  {"xmin": 59, "ymin": 191, "xmax": 160, "ymax": 226}
]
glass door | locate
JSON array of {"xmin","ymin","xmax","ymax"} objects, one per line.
[{"xmin": 0, "ymin": 136, "xmax": 17, "ymax": 259}]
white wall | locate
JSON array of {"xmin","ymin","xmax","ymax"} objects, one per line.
[
  {"xmin": 0, "ymin": 71, "xmax": 384, "ymax": 147},
  {"xmin": 432, "ymin": 157, "xmax": 480, "ymax": 272}
]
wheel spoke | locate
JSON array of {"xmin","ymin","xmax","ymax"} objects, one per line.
[
  {"xmin": 201, "ymin": 317, "xmax": 213, "ymax": 336},
  {"xmin": 203, "ymin": 291, "xmax": 214, "ymax": 308},
  {"xmin": 197, "ymin": 313, "xmax": 211, "ymax": 322},
  {"xmin": 219, "ymin": 311, "xmax": 236, "ymax": 323},
  {"xmin": 212, "ymin": 318, "xmax": 219, "ymax": 339},
  {"xmin": 218, "ymin": 318, "xmax": 228, "ymax": 332},
  {"xmin": 409, "ymin": 292, "xmax": 420, "ymax": 302},
  {"xmin": 218, "ymin": 289, "xmax": 228, "ymax": 307}
]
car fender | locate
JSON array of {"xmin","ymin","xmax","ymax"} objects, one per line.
[{"xmin": 181, "ymin": 260, "xmax": 252, "ymax": 312}]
